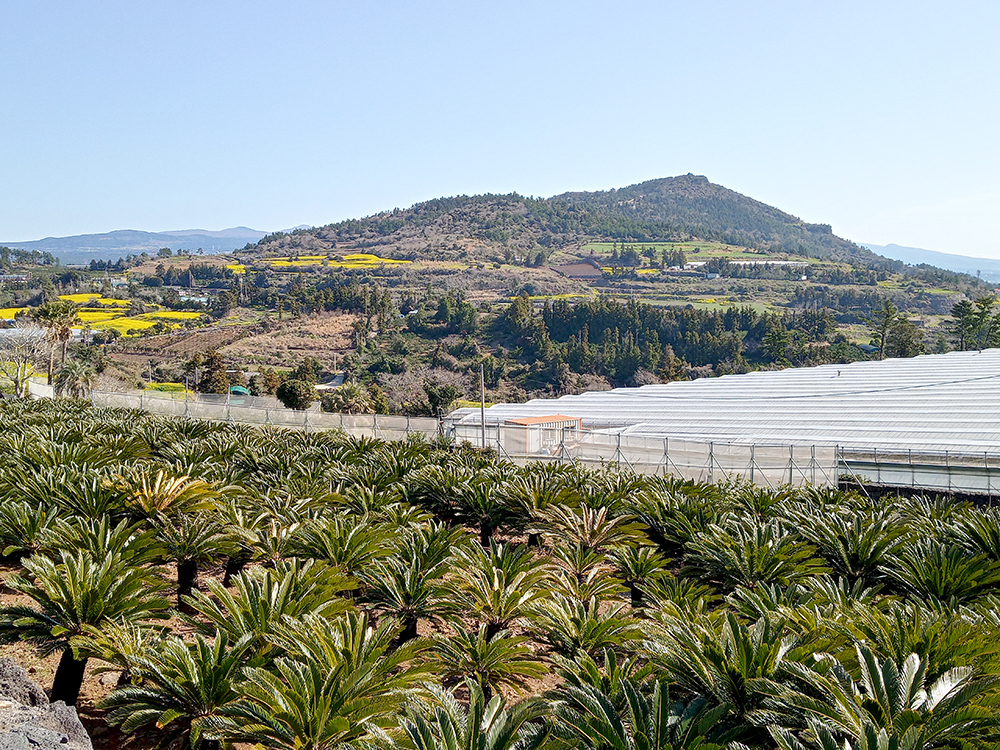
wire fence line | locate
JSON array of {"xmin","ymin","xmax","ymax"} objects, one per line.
[
  {"xmin": 23, "ymin": 381, "xmax": 1000, "ymax": 495},
  {"xmin": 73, "ymin": 385, "xmax": 836, "ymax": 488}
]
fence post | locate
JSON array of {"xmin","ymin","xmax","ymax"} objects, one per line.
[
  {"xmin": 616, "ymin": 433, "xmax": 622, "ymax": 468},
  {"xmin": 811, "ymin": 445, "xmax": 816, "ymax": 485},
  {"xmin": 788, "ymin": 446, "xmax": 794, "ymax": 486},
  {"xmin": 709, "ymin": 443, "xmax": 714, "ymax": 484}
]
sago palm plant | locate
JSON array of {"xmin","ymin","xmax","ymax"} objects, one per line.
[
  {"xmin": 208, "ymin": 612, "xmax": 431, "ymax": 750},
  {"xmin": 444, "ymin": 542, "xmax": 549, "ymax": 637},
  {"xmin": 100, "ymin": 632, "xmax": 250, "ymax": 750},
  {"xmin": 771, "ymin": 644, "xmax": 1000, "ymax": 750},
  {"xmin": 0, "ymin": 550, "xmax": 171, "ymax": 705},
  {"xmin": 548, "ymin": 677, "xmax": 736, "ymax": 750},
  {"xmin": 397, "ymin": 680, "xmax": 547, "ymax": 750},
  {"xmin": 433, "ymin": 624, "xmax": 547, "ymax": 700},
  {"xmin": 683, "ymin": 517, "xmax": 830, "ymax": 591}
]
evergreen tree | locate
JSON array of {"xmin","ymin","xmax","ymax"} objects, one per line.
[{"xmin": 197, "ymin": 350, "xmax": 230, "ymax": 394}]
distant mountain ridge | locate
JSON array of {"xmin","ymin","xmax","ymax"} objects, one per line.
[
  {"xmin": 0, "ymin": 227, "xmax": 269, "ymax": 264},
  {"xmin": 246, "ymin": 174, "xmax": 882, "ymax": 264},
  {"xmin": 862, "ymin": 243, "xmax": 1000, "ymax": 282}
]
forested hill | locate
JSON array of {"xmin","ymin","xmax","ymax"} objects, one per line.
[
  {"xmin": 246, "ymin": 174, "xmax": 876, "ymax": 263},
  {"xmin": 552, "ymin": 175, "xmax": 872, "ymax": 261}
]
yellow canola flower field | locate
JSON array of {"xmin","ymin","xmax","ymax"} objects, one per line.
[
  {"xmin": 58, "ymin": 294, "xmax": 130, "ymax": 307},
  {"xmin": 77, "ymin": 311, "xmax": 120, "ymax": 323},
  {"xmin": 90, "ymin": 318, "xmax": 159, "ymax": 333},
  {"xmin": 263, "ymin": 252, "xmax": 412, "ymax": 269},
  {"xmin": 0, "ymin": 307, "xmax": 26, "ymax": 319}
]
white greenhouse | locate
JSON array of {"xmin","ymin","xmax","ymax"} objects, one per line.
[{"xmin": 448, "ymin": 349, "xmax": 1000, "ymax": 494}]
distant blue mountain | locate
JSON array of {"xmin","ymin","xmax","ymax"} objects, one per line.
[
  {"xmin": 864, "ymin": 243, "xmax": 1000, "ymax": 282},
  {"xmin": 0, "ymin": 227, "xmax": 270, "ymax": 265}
]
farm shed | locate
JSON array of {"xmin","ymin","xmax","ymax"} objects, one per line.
[{"xmin": 502, "ymin": 415, "xmax": 581, "ymax": 454}]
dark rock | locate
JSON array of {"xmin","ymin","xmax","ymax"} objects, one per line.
[
  {"xmin": 0, "ymin": 661, "xmax": 47, "ymax": 707},
  {"xmin": 0, "ymin": 667, "xmax": 91, "ymax": 750}
]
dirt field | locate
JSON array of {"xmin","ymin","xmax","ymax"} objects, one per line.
[{"xmin": 219, "ymin": 311, "xmax": 357, "ymax": 368}]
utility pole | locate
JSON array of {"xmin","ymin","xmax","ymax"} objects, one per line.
[{"xmin": 480, "ymin": 362, "xmax": 486, "ymax": 450}]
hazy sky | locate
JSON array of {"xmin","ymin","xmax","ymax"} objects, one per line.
[{"xmin": 3, "ymin": 1, "xmax": 999, "ymax": 257}]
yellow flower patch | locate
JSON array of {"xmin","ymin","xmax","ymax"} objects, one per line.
[{"xmin": 76, "ymin": 311, "xmax": 120, "ymax": 323}]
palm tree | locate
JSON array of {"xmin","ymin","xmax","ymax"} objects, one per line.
[
  {"xmin": 0, "ymin": 551, "xmax": 171, "ymax": 704},
  {"xmin": 433, "ymin": 625, "xmax": 547, "ymax": 700},
  {"xmin": 100, "ymin": 632, "xmax": 249, "ymax": 750},
  {"xmin": 54, "ymin": 360, "xmax": 97, "ymax": 399},
  {"xmin": 30, "ymin": 300, "xmax": 80, "ymax": 384},
  {"xmin": 322, "ymin": 381, "xmax": 373, "ymax": 414},
  {"xmin": 397, "ymin": 680, "xmax": 547, "ymax": 750}
]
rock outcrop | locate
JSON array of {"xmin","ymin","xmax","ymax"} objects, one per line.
[{"xmin": 0, "ymin": 659, "xmax": 91, "ymax": 750}]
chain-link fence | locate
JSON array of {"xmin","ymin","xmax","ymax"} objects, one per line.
[
  {"xmin": 85, "ymin": 388, "xmax": 441, "ymax": 440},
  {"xmin": 445, "ymin": 420, "xmax": 839, "ymax": 488}
]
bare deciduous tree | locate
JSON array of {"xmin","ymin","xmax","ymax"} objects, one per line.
[{"xmin": 0, "ymin": 320, "xmax": 46, "ymax": 398}]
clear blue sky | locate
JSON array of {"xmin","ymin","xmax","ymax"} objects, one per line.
[{"xmin": 3, "ymin": 1, "xmax": 999, "ymax": 257}]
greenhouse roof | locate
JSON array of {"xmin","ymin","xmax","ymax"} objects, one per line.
[{"xmin": 453, "ymin": 349, "xmax": 1000, "ymax": 453}]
